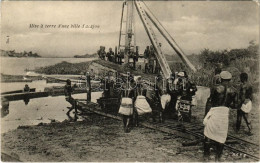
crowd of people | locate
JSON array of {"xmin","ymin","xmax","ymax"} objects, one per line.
[{"xmin": 65, "ymin": 46, "xmax": 254, "ymax": 162}]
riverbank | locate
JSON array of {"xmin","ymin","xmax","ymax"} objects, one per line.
[
  {"xmin": 34, "ymin": 59, "xmax": 162, "ymax": 82},
  {"xmin": 34, "ymin": 61, "xmax": 93, "ymax": 75},
  {"xmin": 1, "ymin": 74, "xmax": 44, "ymax": 83}
]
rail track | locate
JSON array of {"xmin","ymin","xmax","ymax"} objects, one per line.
[
  {"xmin": 155, "ymin": 121, "xmax": 259, "ymax": 160},
  {"xmin": 75, "ymin": 99, "xmax": 259, "ymax": 161}
]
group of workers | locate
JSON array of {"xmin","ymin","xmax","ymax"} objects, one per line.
[
  {"xmin": 97, "ymin": 44, "xmax": 164, "ymax": 73},
  {"xmin": 115, "ymin": 71, "xmax": 197, "ymax": 132},
  {"xmin": 143, "ymin": 45, "xmax": 161, "ymax": 74},
  {"xmin": 97, "ymin": 46, "xmax": 123, "ymax": 64},
  {"xmin": 97, "ymin": 46, "xmax": 142, "ymax": 70},
  {"xmin": 203, "ymin": 69, "xmax": 253, "ymax": 161}
]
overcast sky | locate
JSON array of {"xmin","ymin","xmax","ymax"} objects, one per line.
[{"xmin": 1, "ymin": 1, "xmax": 259, "ymax": 57}]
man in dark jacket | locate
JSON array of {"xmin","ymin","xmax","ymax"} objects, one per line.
[
  {"xmin": 107, "ymin": 48, "xmax": 114, "ymax": 62},
  {"xmin": 174, "ymin": 71, "xmax": 197, "ymax": 122},
  {"xmin": 97, "ymin": 46, "xmax": 106, "ymax": 60},
  {"xmin": 176, "ymin": 71, "xmax": 197, "ymax": 101}
]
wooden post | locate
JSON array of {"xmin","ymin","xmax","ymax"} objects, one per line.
[
  {"xmin": 74, "ymin": 99, "xmax": 78, "ymax": 121},
  {"xmin": 115, "ymin": 46, "xmax": 118, "ymax": 63},
  {"xmin": 86, "ymin": 72, "xmax": 91, "ymax": 102}
]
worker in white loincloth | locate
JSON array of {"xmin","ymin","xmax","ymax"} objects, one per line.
[
  {"xmin": 118, "ymin": 74, "xmax": 135, "ymax": 133},
  {"xmin": 156, "ymin": 74, "xmax": 171, "ymax": 122},
  {"xmin": 133, "ymin": 76, "xmax": 152, "ymax": 126},
  {"xmin": 203, "ymin": 71, "xmax": 238, "ymax": 161}
]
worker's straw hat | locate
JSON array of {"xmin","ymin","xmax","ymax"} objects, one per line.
[
  {"xmin": 134, "ymin": 76, "xmax": 141, "ymax": 82},
  {"xmin": 220, "ymin": 71, "xmax": 232, "ymax": 80},
  {"xmin": 177, "ymin": 72, "xmax": 185, "ymax": 77}
]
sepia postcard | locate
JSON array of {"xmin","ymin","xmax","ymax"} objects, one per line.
[{"xmin": 1, "ymin": 0, "xmax": 259, "ymax": 162}]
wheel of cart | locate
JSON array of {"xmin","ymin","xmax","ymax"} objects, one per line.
[
  {"xmin": 177, "ymin": 99, "xmax": 193, "ymax": 122},
  {"xmin": 97, "ymin": 97, "xmax": 120, "ymax": 113}
]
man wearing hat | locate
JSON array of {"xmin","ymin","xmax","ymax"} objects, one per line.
[
  {"xmin": 174, "ymin": 71, "xmax": 197, "ymax": 120},
  {"xmin": 203, "ymin": 71, "xmax": 238, "ymax": 161}
]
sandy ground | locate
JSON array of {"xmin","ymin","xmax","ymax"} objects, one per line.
[
  {"xmin": 1, "ymin": 109, "xmax": 259, "ymax": 162},
  {"xmin": 2, "ymin": 115, "xmax": 202, "ymax": 162}
]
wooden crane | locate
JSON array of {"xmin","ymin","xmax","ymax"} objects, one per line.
[
  {"xmin": 119, "ymin": 0, "xmax": 197, "ymax": 79},
  {"xmin": 118, "ymin": 0, "xmax": 136, "ymax": 64}
]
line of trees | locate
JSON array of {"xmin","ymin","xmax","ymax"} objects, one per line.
[
  {"xmin": 0, "ymin": 50, "xmax": 41, "ymax": 57},
  {"xmin": 169, "ymin": 41, "xmax": 259, "ymax": 88},
  {"xmin": 198, "ymin": 40, "xmax": 258, "ymax": 68}
]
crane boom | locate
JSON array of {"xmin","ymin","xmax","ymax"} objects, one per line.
[
  {"xmin": 141, "ymin": 1, "xmax": 197, "ymax": 72},
  {"xmin": 118, "ymin": 0, "xmax": 136, "ymax": 64},
  {"xmin": 135, "ymin": 0, "xmax": 172, "ymax": 79}
]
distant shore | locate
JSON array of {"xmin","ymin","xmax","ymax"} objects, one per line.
[{"xmin": 1, "ymin": 73, "xmax": 44, "ymax": 83}]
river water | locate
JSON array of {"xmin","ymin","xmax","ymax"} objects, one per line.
[{"xmin": 1, "ymin": 57, "xmax": 102, "ymax": 133}]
